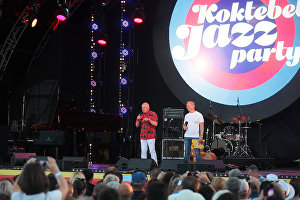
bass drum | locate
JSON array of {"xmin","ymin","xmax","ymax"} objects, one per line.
[{"xmin": 211, "ymin": 139, "xmax": 233, "ymax": 157}]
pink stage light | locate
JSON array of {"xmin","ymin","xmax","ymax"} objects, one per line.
[
  {"xmin": 133, "ymin": 17, "xmax": 143, "ymax": 24},
  {"xmin": 97, "ymin": 39, "xmax": 107, "ymax": 46},
  {"xmin": 57, "ymin": 15, "xmax": 67, "ymax": 21}
]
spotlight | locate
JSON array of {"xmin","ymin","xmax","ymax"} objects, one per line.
[
  {"xmin": 120, "ymin": 106, "xmax": 127, "ymax": 114},
  {"xmin": 91, "ymin": 51, "xmax": 98, "ymax": 59},
  {"xmin": 133, "ymin": 10, "xmax": 145, "ymax": 24},
  {"xmin": 121, "ymin": 78, "xmax": 127, "ymax": 85},
  {"xmin": 91, "ymin": 80, "xmax": 97, "ymax": 87},
  {"xmin": 122, "ymin": 20, "xmax": 129, "ymax": 27},
  {"xmin": 90, "ymin": 108, "xmax": 96, "ymax": 113},
  {"xmin": 56, "ymin": 1, "xmax": 69, "ymax": 21},
  {"xmin": 31, "ymin": 18, "xmax": 38, "ymax": 28},
  {"xmin": 122, "ymin": 49, "xmax": 129, "ymax": 56},
  {"xmin": 96, "ymin": 32, "xmax": 108, "ymax": 46},
  {"xmin": 92, "ymin": 23, "xmax": 98, "ymax": 30}
]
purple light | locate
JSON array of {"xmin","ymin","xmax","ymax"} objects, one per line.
[
  {"xmin": 122, "ymin": 20, "xmax": 129, "ymax": 27},
  {"xmin": 91, "ymin": 52, "xmax": 98, "ymax": 58},
  {"xmin": 90, "ymin": 108, "xmax": 96, "ymax": 113},
  {"xmin": 121, "ymin": 78, "xmax": 127, "ymax": 85},
  {"xmin": 91, "ymin": 80, "xmax": 97, "ymax": 87},
  {"xmin": 120, "ymin": 106, "xmax": 127, "ymax": 114},
  {"xmin": 122, "ymin": 49, "xmax": 129, "ymax": 56},
  {"xmin": 57, "ymin": 15, "xmax": 67, "ymax": 21},
  {"xmin": 92, "ymin": 23, "xmax": 98, "ymax": 30}
]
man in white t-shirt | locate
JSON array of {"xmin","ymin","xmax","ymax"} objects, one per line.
[{"xmin": 183, "ymin": 101, "xmax": 204, "ymax": 163}]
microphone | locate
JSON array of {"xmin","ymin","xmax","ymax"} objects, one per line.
[{"xmin": 185, "ymin": 121, "xmax": 188, "ymax": 126}]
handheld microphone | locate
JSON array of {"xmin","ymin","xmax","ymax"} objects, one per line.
[{"xmin": 185, "ymin": 121, "xmax": 188, "ymax": 126}]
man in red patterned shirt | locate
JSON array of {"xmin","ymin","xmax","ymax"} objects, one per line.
[{"xmin": 135, "ymin": 102, "xmax": 158, "ymax": 165}]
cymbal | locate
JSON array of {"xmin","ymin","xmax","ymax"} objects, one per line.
[
  {"xmin": 207, "ymin": 113, "xmax": 223, "ymax": 125},
  {"xmin": 231, "ymin": 115, "xmax": 249, "ymax": 124}
]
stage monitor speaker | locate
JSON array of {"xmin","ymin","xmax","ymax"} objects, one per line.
[
  {"xmin": 62, "ymin": 157, "xmax": 87, "ymax": 171},
  {"xmin": 177, "ymin": 163, "xmax": 215, "ymax": 174},
  {"xmin": 116, "ymin": 157, "xmax": 129, "ymax": 171},
  {"xmin": 160, "ymin": 159, "xmax": 184, "ymax": 171},
  {"xmin": 201, "ymin": 160, "xmax": 225, "ymax": 172},
  {"xmin": 11, "ymin": 153, "xmax": 37, "ymax": 166},
  {"xmin": 127, "ymin": 159, "xmax": 156, "ymax": 171}
]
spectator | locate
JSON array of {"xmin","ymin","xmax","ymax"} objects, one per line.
[
  {"xmin": 199, "ymin": 184, "xmax": 216, "ymax": 200},
  {"xmin": 107, "ymin": 165, "xmax": 118, "ymax": 173},
  {"xmin": 73, "ymin": 179, "xmax": 86, "ymax": 199},
  {"xmin": 65, "ymin": 181, "xmax": 74, "ymax": 200},
  {"xmin": 119, "ymin": 182, "xmax": 133, "ymax": 200},
  {"xmin": 259, "ymin": 181, "xmax": 285, "ymax": 200},
  {"xmin": 290, "ymin": 178, "xmax": 300, "ymax": 199},
  {"xmin": 1, "ymin": 178, "xmax": 13, "ymax": 185},
  {"xmin": 212, "ymin": 190, "xmax": 238, "ymax": 200},
  {"xmin": 150, "ymin": 167, "xmax": 161, "ymax": 180},
  {"xmin": 115, "ymin": 171, "xmax": 123, "ymax": 183},
  {"xmin": 82, "ymin": 169, "xmax": 95, "ymax": 196},
  {"xmin": 240, "ymin": 179, "xmax": 251, "ymax": 199},
  {"xmin": 168, "ymin": 177, "xmax": 180, "ymax": 194},
  {"xmin": 162, "ymin": 172, "xmax": 175, "ymax": 186},
  {"xmin": 211, "ymin": 177, "xmax": 226, "ymax": 192},
  {"xmin": 229, "ymin": 168, "xmax": 243, "ymax": 179},
  {"xmin": 70, "ymin": 172, "xmax": 86, "ymax": 185},
  {"xmin": 168, "ymin": 189, "xmax": 205, "ymax": 200},
  {"xmin": 146, "ymin": 181, "xmax": 168, "ymax": 200},
  {"xmin": 0, "ymin": 180, "xmax": 13, "ymax": 200},
  {"xmin": 93, "ymin": 183, "xmax": 109, "ymax": 199},
  {"xmin": 157, "ymin": 172, "xmax": 166, "ymax": 182},
  {"xmin": 98, "ymin": 187, "xmax": 120, "ymax": 200},
  {"xmin": 107, "ymin": 181, "xmax": 120, "ymax": 190},
  {"xmin": 225, "ymin": 177, "xmax": 241, "ymax": 196},
  {"xmin": 182, "ymin": 176, "xmax": 200, "ymax": 192},
  {"xmin": 12, "ymin": 175, "xmax": 19, "ymax": 183},
  {"xmin": 277, "ymin": 180, "xmax": 295, "ymax": 199},
  {"xmin": 11, "ymin": 157, "xmax": 68, "ymax": 200},
  {"xmin": 103, "ymin": 174, "xmax": 120, "ymax": 184},
  {"xmin": 131, "ymin": 171, "xmax": 148, "ymax": 200},
  {"xmin": 48, "ymin": 173, "xmax": 58, "ymax": 191},
  {"xmin": 247, "ymin": 165, "xmax": 266, "ymax": 183}
]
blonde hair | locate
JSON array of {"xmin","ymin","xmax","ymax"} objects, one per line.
[
  {"xmin": 211, "ymin": 177, "xmax": 226, "ymax": 192},
  {"xmin": 70, "ymin": 172, "xmax": 85, "ymax": 184},
  {"xmin": 0, "ymin": 180, "xmax": 13, "ymax": 198}
]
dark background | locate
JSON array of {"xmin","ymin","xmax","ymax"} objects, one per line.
[{"xmin": 0, "ymin": 0, "xmax": 300, "ymax": 164}]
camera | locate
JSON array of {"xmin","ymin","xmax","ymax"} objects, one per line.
[{"xmin": 38, "ymin": 160, "xmax": 48, "ymax": 169}]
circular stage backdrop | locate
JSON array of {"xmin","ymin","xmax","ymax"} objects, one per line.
[{"xmin": 154, "ymin": 0, "xmax": 300, "ymax": 122}]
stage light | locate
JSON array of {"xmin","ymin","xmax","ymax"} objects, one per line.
[
  {"xmin": 120, "ymin": 106, "xmax": 127, "ymax": 114},
  {"xmin": 92, "ymin": 23, "xmax": 98, "ymax": 30},
  {"xmin": 96, "ymin": 32, "xmax": 108, "ymax": 46},
  {"xmin": 90, "ymin": 108, "xmax": 96, "ymax": 113},
  {"xmin": 122, "ymin": 49, "xmax": 129, "ymax": 56},
  {"xmin": 56, "ymin": 2, "xmax": 69, "ymax": 21},
  {"xmin": 91, "ymin": 51, "xmax": 98, "ymax": 58},
  {"xmin": 121, "ymin": 78, "xmax": 127, "ymax": 85},
  {"xmin": 133, "ymin": 10, "xmax": 145, "ymax": 24},
  {"xmin": 31, "ymin": 18, "xmax": 38, "ymax": 27},
  {"xmin": 91, "ymin": 80, "xmax": 97, "ymax": 87},
  {"xmin": 122, "ymin": 20, "xmax": 129, "ymax": 27}
]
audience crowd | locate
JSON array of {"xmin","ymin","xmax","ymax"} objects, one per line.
[{"xmin": 0, "ymin": 158, "xmax": 299, "ymax": 200}]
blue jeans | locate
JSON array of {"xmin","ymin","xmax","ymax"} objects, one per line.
[{"xmin": 184, "ymin": 137, "xmax": 201, "ymax": 163}]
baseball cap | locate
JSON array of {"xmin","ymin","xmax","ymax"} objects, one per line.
[
  {"xmin": 131, "ymin": 171, "xmax": 147, "ymax": 185},
  {"xmin": 168, "ymin": 189, "xmax": 205, "ymax": 200},
  {"xmin": 278, "ymin": 180, "xmax": 295, "ymax": 199},
  {"xmin": 266, "ymin": 174, "xmax": 278, "ymax": 182}
]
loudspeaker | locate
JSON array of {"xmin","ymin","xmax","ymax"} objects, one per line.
[
  {"xmin": 160, "ymin": 159, "xmax": 184, "ymax": 171},
  {"xmin": 177, "ymin": 163, "xmax": 215, "ymax": 174},
  {"xmin": 162, "ymin": 139, "xmax": 184, "ymax": 159},
  {"xmin": 11, "ymin": 153, "xmax": 37, "ymax": 166},
  {"xmin": 62, "ymin": 157, "xmax": 87, "ymax": 171},
  {"xmin": 201, "ymin": 160, "xmax": 226, "ymax": 172},
  {"xmin": 116, "ymin": 157, "xmax": 129, "ymax": 171},
  {"xmin": 128, "ymin": 159, "xmax": 156, "ymax": 171}
]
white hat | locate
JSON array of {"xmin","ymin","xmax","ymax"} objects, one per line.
[
  {"xmin": 278, "ymin": 180, "xmax": 295, "ymax": 200},
  {"xmin": 266, "ymin": 174, "xmax": 278, "ymax": 182},
  {"xmin": 240, "ymin": 179, "xmax": 249, "ymax": 192},
  {"xmin": 168, "ymin": 189, "xmax": 205, "ymax": 200}
]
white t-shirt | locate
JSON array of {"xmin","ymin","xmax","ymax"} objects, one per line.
[
  {"xmin": 184, "ymin": 111, "xmax": 204, "ymax": 138},
  {"xmin": 12, "ymin": 190, "xmax": 62, "ymax": 200}
]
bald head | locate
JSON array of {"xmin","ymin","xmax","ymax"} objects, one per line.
[
  {"xmin": 119, "ymin": 182, "xmax": 133, "ymax": 200},
  {"xmin": 186, "ymin": 101, "xmax": 195, "ymax": 112},
  {"xmin": 142, "ymin": 102, "xmax": 150, "ymax": 113}
]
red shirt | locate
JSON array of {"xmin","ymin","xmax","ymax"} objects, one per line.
[{"xmin": 137, "ymin": 110, "xmax": 158, "ymax": 140}]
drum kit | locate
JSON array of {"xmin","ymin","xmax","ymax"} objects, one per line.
[{"xmin": 205, "ymin": 113, "xmax": 253, "ymax": 158}]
